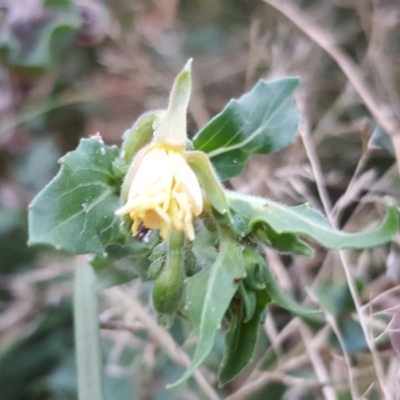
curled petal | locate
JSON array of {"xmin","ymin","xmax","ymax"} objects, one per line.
[{"xmin": 116, "ymin": 145, "xmax": 203, "ymax": 241}]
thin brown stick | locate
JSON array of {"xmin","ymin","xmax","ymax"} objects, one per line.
[
  {"xmin": 100, "ymin": 321, "xmax": 146, "ymax": 332},
  {"xmin": 298, "ymin": 116, "xmax": 389, "ymax": 397},
  {"xmin": 225, "ymin": 371, "xmax": 330, "ymax": 400},
  {"xmin": 107, "ymin": 288, "xmax": 221, "ymax": 400},
  {"xmin": 299, "ymin": 324, "xmax": 337, "ymax": 400},
  {"xmin": 262, "ymin": 0, "xmax": 400, "ymax": 176},
  {"xmin": 306, "ymin": 289, "xmax": 359, "ymax": 399}
]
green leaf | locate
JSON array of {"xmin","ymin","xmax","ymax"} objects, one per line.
[
  {"xmin": 255, "ymin": 223, "xmax": 314, "ymax": 256},
  {"xmin": 330, "ymin": 318, "xmax": 367, "ymax": 353},
  {"xmin": 371, "ymin": 125, "xmax": 394, "ymax": 156},
  {"xmin": 226, "ymin": 191, "xmax": 399, "ymax": 250},
  {"xmin": 23, "ymin": 13, "xmax": 79, "ymax": 69},
  {"xmin": 28, "ymin": 138, "xmax": 124, "ymax": 255},
  {"xmin": 21, "ymin": 13, "xmax": 79, "ymax": 70},
  {"xmin": 44, "ymin": 0, "xmax": 74, "ymax": 9},
  {"xmin": 193, "ymin": 78, "xmax": 300, "ymax": 180},
  {"xmin": 262, "ymin": 261, "xmax": 324, "ymax": 327},
  {"xmin": 238, "ymin": 282, "xmax": 257, "ymax": 322},
  {"xmin": 169, "ymin": 227, "xmax": 245, "ymax": 387},
  {"xmin": 0, "ymin": 0, "xmax": 79, "ymax": 71},
  {"xmin": 218, "ymin": 291, "xmax": 270, "ymax": 386},
  {"xmin": 74, "ymin": 258, "xmax": 105, "ymax": 400},
  {"xmin": 315, "ymin": 279, "xmax": 364, "ymax": 318},
  {"xmin": 242, "ymin": 246, "xmax": 323, "ymax": 326},
  {"xmin": 192, "ymin": 229, "xmax": 218, "ymax": 268},
  {"xmin": 91, "ymin": 235, "xmax": 160, "ymax": 289}
]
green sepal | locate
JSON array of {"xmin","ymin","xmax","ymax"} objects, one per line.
[
  {"xmin": 149, "ymin": 242, "xmax": 167, "ymax": 262},
  {"xmin": 152, "ymin": 232, "xmax": 185, "ymax": 316},
  {"xmin": 121, "ymin": 110, "xmax": 164, "ymax": 163},
  {"xmin": 185, "ymin": 150, "xmax": 228, "ymax": 214},
  {"xmin": 147, "ymin": 258, "xmax": 164, "ymax": 280},
  {"xmin": 155, "ymin": 60, "xmax": 192, "ymax": 147}
]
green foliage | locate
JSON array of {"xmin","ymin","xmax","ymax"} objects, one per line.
[
  {"xmin": 74, "ymin": 259, "xmax": 105, "ymax": 400},
  {"xmin": 92, "ymin": 232, "xmax": 159, "ymax": 288},
  {"xmin": 226, "ymin": 190, "xmax": 399, "ymax": 250},
  {"xmin": 26, "ymin": 70, "xmax": 400, "ymax": 394},
  {"xmin": 193, "ymin": 78, "xmax": 300, "ymax": 180},
  {"xmin": 218, "ymin": 290, "xmax": 270, "ymax": 386},
  {"xmin": 28, "ymin": 138, "xmax": 124, "ymax": 255},
  {"xmin": 152, "ymin": 232, "xmax": 185, "ymax": 316},
  {"xmin": 0, "ymin": 11, "xmax": 80, "ymax": 71},
  {"xmin": 43, "ymin": 0, "xmax": 74, "ymax": 9},
  {"xmin": 316, "ymin": 280, "xmax": 368, "ymax": 353},
  {"xmin": 169, "ymin": 227, "xmax": 246, "ymax": 387}
]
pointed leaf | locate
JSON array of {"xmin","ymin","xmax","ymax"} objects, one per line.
[
  {"xmin": 218, "ymin": 291, "xmax": 270, "ymax": 386},
  {"xmin": 193, "ymin": 78, "xmax": 300, "ymax": 180},
  {"xmin": 24, "ymin": 13, "xmax": 79, "ymax": 69},
  {"xmin": 74, "ymin": 258, "xmax": 105, "ymax": 400},
  {"xmin": 238, "ymin": 282, "xmax": 257, "ymax": 322},
  {"xmin": 91, "ymin": 233, "xmax": 160, "ymax": 289},
  {"xmin": 28, "ymin": 138, "xmax": 124, "ymax": 255},
  {"xmin": 255, "ymin": 223, "xmax": 314, "ymax": 256},
  {"xmin": 261, "ymin": 261, "xmax": 324, "ymax": 327},
  {"xmin": 242, "ymin": 246, "xmax": 323, "ymax": 326},
  {"xmin": 169, "ymin": 227, "xmax": 245, "ymax": 387},
  {"xmin": 226, "ymin": 191, "xmax": 399, "ymax": 250}
]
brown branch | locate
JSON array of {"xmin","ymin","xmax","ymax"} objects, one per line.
[
  {"xmin": 262, "ymin": 0, "xmax": 400, "ymax": 175},
  {"xmin": 100, "ymin": 321, "xmax": 146, "ymax": 332},
  {"xmin": 107, "ymin": 288, "xmax": 221, "ymax": 400}
]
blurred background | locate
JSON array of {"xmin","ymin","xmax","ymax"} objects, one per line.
[{"xmin": 1, "ymin": 0, "xmax": 400, "ymax": 399}]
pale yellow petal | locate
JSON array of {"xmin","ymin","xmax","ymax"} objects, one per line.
[
  {"xmin": 170, "ymin": 151, "xmax": 203, "ymax": 216},
  {"xmin": 116, "ymin": 143, "xmax": 203, "ymax": 241},
  {"xmin": 128, "ymin": 147, "xmax": 170, "ymax": 199}
]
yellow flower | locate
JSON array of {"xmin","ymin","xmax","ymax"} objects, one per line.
[
  {"xmin": 115, "ymin": 143, "xmax": 203, "ymax": 240},
  {"xmin": 116, "ymin": 60, "xmax": 227, "ymax": 241}
]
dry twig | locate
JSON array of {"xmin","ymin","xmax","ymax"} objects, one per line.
[{"xmin": 262, "ymin": 0, "xmax": 400, "ymax": 176}]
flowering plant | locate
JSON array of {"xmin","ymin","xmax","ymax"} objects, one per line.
[
  {"xmin": 115, "ymin": 61, "xmax": 226, "ymax": 242},
  {"xmin": 28, "ymin": 61, "xmax": 399, "ymax": 395}
]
